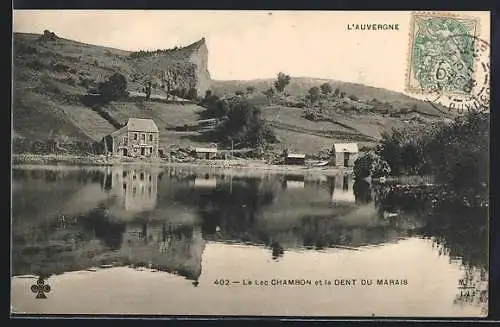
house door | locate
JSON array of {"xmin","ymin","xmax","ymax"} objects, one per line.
[
  {"xmin": 122, "ymin": 148, "xmax": 128, "ymax": 156},
  {"xmin": 344, "ymin": 152, "xmax": 350, "ymax": 167},
  {"xmin": 141, "ymin": 147, "xmax": 145, "ymax": 156}
]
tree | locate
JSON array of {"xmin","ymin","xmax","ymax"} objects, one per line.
[
  {"xmin": 320, "ymin": 83, "xmax": 333, "ymax": 95},
  {"xmin": 216, "ymin": 99, "xmax": 277, "ymax": 149},
  {"xmin": 200, "ymin": 94, "xmax": 229, "ymax": 119},
  {"xmin": 348, "ymin": 94, "xmax": 359, "ymax": 101},
  {"xmin": 307, "ymin": 86, "xmax": 321, "ymax": 103},
  {"xmin": 143, "ymin": 80, "xmax": 152, "ymax": 101},
  {"xmin": 334, "ymin": 88, "xmax": 340, "ymax": 97},
  {"xmin": 340, "ymin": 91, "xmax": 346, "ymax": 98},
  {"xmin": 235, "ymin": 90, "xmax": 245, "ymax": 96},
  {"xmin": 186, "ymin": 87, "xmax": 198, "ymax": 100},
  {"xmin": 204, "ymin": 89, "xmax": 212, "ymax": 99},
  {"xmin": 273, "ymin": 72, "xmax": 291, "ymax": 93},
  {"xmin": 98, "ymin": 72, "xmax": 128, "ymax": 103},
  {"xmin": 264, "ymin": 87, "xmax": 275, "ymax": 105},
  {"xmin": 246, "ymin": 86, "xmax": 256, "ymax": 94},
  {"xmin": 353, "ymin": 152, "xmax": 391, "ymax": 180}
]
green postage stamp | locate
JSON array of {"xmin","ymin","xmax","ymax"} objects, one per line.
[{"xmin": 406, "ymin": 12, "xmax": 490, "ymax": 111}]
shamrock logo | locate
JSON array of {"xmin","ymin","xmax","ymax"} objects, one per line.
[{"xmin": 31, "ymin": 278, "xmax": 51, "ymax": 299}]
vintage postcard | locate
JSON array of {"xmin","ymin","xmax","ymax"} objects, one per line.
[{"xmin": 11, "ymin": 10, "xmax": 490, "ymax": 317}]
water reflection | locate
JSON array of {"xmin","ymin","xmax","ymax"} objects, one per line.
[
  {"xmin": 108, "ymin": 167, "xmax": 159, "ymax": 213},
  {"xmin": 11, "ymin": 166, "xmax": 488, "ymax": 316}
]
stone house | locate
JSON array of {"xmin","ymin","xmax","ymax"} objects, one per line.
[
  {"xmin": 110, "ymin": 118, "xmax": 159, "ymax": 157},
  {"xmin": 331, "ymin": 143, "xmax": 359, "ymax": 167}
]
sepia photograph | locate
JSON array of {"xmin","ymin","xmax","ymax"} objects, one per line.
[{"xmin": 11, "ymin": 10, "xmax": 490, "ymax": 317}]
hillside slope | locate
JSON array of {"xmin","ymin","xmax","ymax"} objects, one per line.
[
  {"xmin": 13, "ymin": 31, "xmax": 453, "ymax": 155},
  {"xmin": 211, "ymin": 78, "xmax": 451, "ymax": 117},
  {"xmin": 13, "ymin": 31, "xmax": 210, "ymax": 145}
]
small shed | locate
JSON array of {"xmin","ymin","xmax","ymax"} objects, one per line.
[
  {"xmin": 284, "ymin": 153, "xmax": 306, "ymax": 165},
  {"xmin": 194, "ymin": 147, "xmax": 217, "ymax": 160},
  {"xmin": 332, "ymin": 143, "xmax": 359, "ymax": 167}
]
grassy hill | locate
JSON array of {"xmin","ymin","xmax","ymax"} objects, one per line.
[
  {"xmin": 211, "ymin": 78, "xmax": 450, "ymax": 117},
  {"xmin": 13, "ymin": 31, "xmax": 455, "ymax": 156},
  {"xmin": 13, "ymin": 32, "xmax": 209, "ymax": 147}
]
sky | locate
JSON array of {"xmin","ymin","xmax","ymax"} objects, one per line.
[{"xmin": 13, "ymin": 10, "xmax": 490, "ymax": 93}]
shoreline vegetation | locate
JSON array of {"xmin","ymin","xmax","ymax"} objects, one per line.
[{"xmin": 353, "ymin": 111, "xmax": 489, "ymax": 212}]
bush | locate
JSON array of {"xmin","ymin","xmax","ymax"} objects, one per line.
[
  {"xmin": 374, "ymin": 112, "xmax": 488, "ymax": 193},
  {"xmin": 186, "ymin": 87, "xmax": 198, "ymax": 100},
  {"xmin": 274, "ymin": 72, "xmax": 291, "ymax": 93},
  {"xmin": 98, "ymin": 72, "xmax": 128, "ymax": 103},
  {"xmin": 214, "ymin": 99, "xmax": 277, "ymax": 149},
  {"xmin": 263, "ymin": 88, "xmax": 275, "ymax": 105},
  {"xmin": 320, "ymin": 83, "xmax": 333, "ymax": 94},
  {"xmin": 353, "ymin": 152, "xmax": 391, "ymax": 180},
  {"xmin": 307, "ymin": 87, "xmax": 321, "ymax": 103},
  {"xmin": 200, "ymin": 94, "xmax": 228, "ymax": 119}
]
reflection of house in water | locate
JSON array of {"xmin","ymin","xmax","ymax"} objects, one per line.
[
  {"xmin": 282, "ymin": 175, "xmax": 305, "ymax": 190},
  {"xmin": 108, "ymin": 167, "xmax": 159, "ymax": 212},
  {"xmin": 121, "ymin": 223, "xmax": 206, "ymax": 282},
  {"xmin": 328, "ymin": 174, "xmax": 355, "ymax": 203},
  {"xmin": 192, "ymin": 176, "xmax": 217, "ymax": 189}
]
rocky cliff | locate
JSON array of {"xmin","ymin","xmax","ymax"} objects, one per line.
[{"xmin": 130, "ymin": 38, "xmax": 211, "ymax": 98}]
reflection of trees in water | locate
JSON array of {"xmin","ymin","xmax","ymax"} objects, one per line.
[
  {"xmin": 80, "ymin": 205, "xmax": 126, "ymax": 250},
  {"xmin": 373, "ymin": 183, "xmax": 488, "ymax": 268},
  {"xmin": 12, "ymin": 207, "xmax": 205, "ymax": 282},
  {"xmin": 353, "ymin": 179, "xmax": 372, "ymax": 204},
  {"xmin": 183, "ymin": 175, "xmax": 408, "ymax": 255},
  {"xmin": 372, "ymin": 183, "xmax": 488, "ymax": 313},
  {"xmin": 423, "ymin": 209, "xmax": 488, "ymax": 313},
  {"xmin": 12, "ymin": 203, "xmax": 128, "ymax": 276},
  {"xmin": 271, "ymin": 242, "xmax": 284, "ymax": 260},
  {"xmin": 12, "ymin": 168, "xmax": 104, "ymax": 184},
  {"xmin": 179, "ymin": 177, "xmax": 279, "ymax": 238}
]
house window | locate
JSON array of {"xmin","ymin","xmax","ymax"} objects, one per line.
[
  {"xmin": 123, "ymin": 171, "xmax": 127, "ymax": 178},
  {"xmin": 140, "ymin": 172, "xmax": 144, "ymax": 181},
  {"xmin": 124, "ymin": 137, "xmax": 128, "ymax": 145},
  {"xmin": 149, "ymin": 134, "xmax": 153, "ymax": 142},
  {"xmin": 150, "ymin": 147, "xmax": 153, "ymax": 154},
  {"xmin": 141, "ymin": 134, "xmax": 146, "ymax": 142},
  {"xmin": 134, "ymin": 133, "xmax": 138, "ymax": 140}
]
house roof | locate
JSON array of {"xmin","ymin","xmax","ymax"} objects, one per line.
[
  {"xmin": 127, "ymin": 118, "xmax": 159, "ymax": 132},
  {"xmin": 110, "ymin": 125, "xmax": 128, "ymax": 137},
  {"xmin": 195, "ymin": 147, "xmax": 217, "ymax": 153},
  {"xmin": 287, "ymin": 153, "xmax": 306, "ymax": 159},
  {"xmin": 333, "ymin": 143, "xmax": 359, "ymax": 153}
]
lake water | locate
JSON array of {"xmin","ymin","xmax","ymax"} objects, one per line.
[{"xmin": 10, "ymin": 165, "xmax": 488, "ymax": 317}]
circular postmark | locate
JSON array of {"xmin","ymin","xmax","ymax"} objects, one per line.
[{"xmin": 421, "ymin": 34, "xmax": 490, "ymax": 113}]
